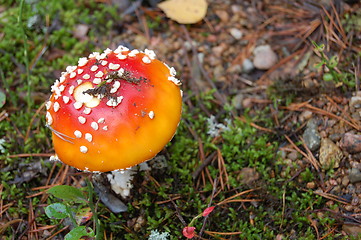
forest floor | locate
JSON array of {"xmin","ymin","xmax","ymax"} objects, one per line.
[{"xmin": 0, "ymin": 0, "xmax": 361, "ymax": 239}]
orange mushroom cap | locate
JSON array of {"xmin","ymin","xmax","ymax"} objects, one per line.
[{"xmin": 46, "ymin": 46, "xmax": 182, "ymax": 172}]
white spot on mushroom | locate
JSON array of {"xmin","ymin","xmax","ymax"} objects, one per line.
[
  {"xmin": 59, "ymin": 76, "xmax": 66, "ymax": 83},
  {"xmin": 142, "ymin": 56, "xmax": 151, "ymax": 64},
  {"xmin": 101, "ymin": 60, "xmax": 108, "ymax": 66},
  {"xmin": 109, "ymin": 63, "xmax": 120, "ymax": 70},
  {"xmin": 95, "ymin": 71, "xmax": 104, "ymax": 78},
  {"xmin": 85, "ymin": 133, "xmax": 93, "ymax": 142},
  {"xmin": 110, "ymin": 81, "xmax": 121, "ymax": 93},
  {"xmin": 89, "ymin": 52, "xmax": 100, "ymax": 59},
  {"xmin": 98, "ymin": 118, "xmax": 105, "ymax": 124},
  {"xmin": 78, "ymin": 57, "xmax": 88, "ymax": 67},
  {"xmin": 58, "ymin": 85, "xmax": 65, "ymax": 93},
  {"xmin": 104, "ymin": 48, "xmax": 112, "ymax": 55},
  {"xmin": 145, "ymin": 49, "xmax": 156, "ymax": 59},
  {"xmin": 73, "ymin": 102, "xmax": 83, "ymax": 110},
  {"xmin": 74, "ymin": 130, "xmax": 82, "ymax": 138},
  {"xmin": 69, "ymin": 72, "xmax": 76, "ymax": 79},
  {"xmin": 46, "ymin": 112, "xmax": 53, "ymax": 125},
  {"xmin": 45, "ymin": 101, "xmax": 52, "ymax": 110},
  {"xmin": 80, "ymin": 146, "xmax": 88, "ymax": 153},
  {"xmin": 106, "ymin": 96, "xmax": 124, "ymax": 107},
  {"xmin": 97, "ymin": 53, "xmax": 107, "ymax": 60},
  {"xmin": 168, "ymin": 76, "xmax": 181, "ymax": 85},
  {"xmin": 116, "ymin": 53, "xmax": 127, "ymax": 60},
  {"xmin": 91, "ymin": 122, "xmax": 99, "ymax": 130},
  {"xmin": 103, "ymin": 126, "xmax": 108, "ymax": 131},
  {"xmin": 91, "ymin": 65, "xmax": 98, "ymax": 72},
  {"xmin": 83, "ymin": 107, "xmax": 91, "ymax": 115},
  {"xmin": 68, "ymin": 85, "xmax": 75, "ymax": 95},
  {"xmin": 83, "ymin": 74, "xmax": 90, "ymax": 80},
  {"xmin": 78, "ymin": 116, "xmax": 86, "ymax": 124},
  {"xmin": 118, "ymin": 68, "xmax": 124, "ymax": 76},
  {"xmin": 169, "ymin": 67, "xmax": 177, "ymax": 76},
  {"xmin": 114, "ymin": 45, "xmax": 129, "ymax": 54},
  {"xmin": 128, "ymin": 49, "xmax": 139, "ymax": 57},
  {"xmin": 77, "ymin": 69, "xmax": 84, "ymax": 74},
  {"xmin": 93, "ymin": 78, "xmax": 102, "ymax": 84},
  {"xmin": 148, "ymin": 111, "xmax": 155, "ymax": 119},
  {"xmin": 53, "ymin": 102, "xmax": 60, "ymax": 112},
  {"xmin": 77, "ymin": 79, "xmax": 83, "ymax": 85},
  {"xmin": 66, "ymin": 66, "xmax": 77, "ymax": 73}
]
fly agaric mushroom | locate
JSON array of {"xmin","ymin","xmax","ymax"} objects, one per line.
[{"xmin": 46, "ymin": 46, "xmax": 182, "ymax": 172}]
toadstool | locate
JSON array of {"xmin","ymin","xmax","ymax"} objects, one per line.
[{"xmin": 46, "ymin": 46, "xmax": 182, "ymax": 172}]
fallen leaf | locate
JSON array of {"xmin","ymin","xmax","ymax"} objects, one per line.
[{"xmin": 158, "ymin": 0, "xmax": 208, "ymax": 24}]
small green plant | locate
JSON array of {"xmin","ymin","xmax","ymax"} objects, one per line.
[
  {"xmin": 312, "ymin": 41, "xmax": 354, "ymax": 88},
  {"xmin": 45, "ymin": 180, "xmax": 101, "ymax": 240}
]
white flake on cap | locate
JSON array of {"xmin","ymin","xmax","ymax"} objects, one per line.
[
  {"xmin": 69, "ymin": 72, "xmax": 76, "ymax": 79},
  {"xmin": 83, "ymin": 107, "xmax": 91, "ymax": 115},
  {"xmin": 169, "ymin": 67, "xmax": 177, "ymax": 76},
  {"xmin": 95, "ymin": 71, "xmax": 104, "ymax": 78},
  {"xmin": 168, "ymin": 76, "xmax": 181, "ymax": 85},
  {"xmin": 110, "ymin": 81, "xmax": 120, "ymax": 93},
  {"xmin": 109, "ymin": 63, "xmax": 120, "ymax": 70},
  {"xmin": 89, "ymin": 52, "xmax": 100, "ymax": 59},
  {"xmin": 91, "ymin": 122, "xmax": 99, "ymax": 130},
  {"xmin": 45, "ymin": 101, "xmax": 52, "ymax": 110},
  {"xmin": 91, "ymin": 65, "xmax": 98, "ymax": 72},
  {"xmin": 59, "ymin": 76, "xmax": 66, "ymax": 83},
  {"xmin": 80, "ymin": 146, "xmax": 88, "ymax": 153},
  {"xmin": 98, "ymin": 118, "xmax": 105, "ymax": 124},
  {"xmin": 103, "ymin": 126, "xmax": 108, "ymax": 131},
  {"xmin": 104, "ymin": 48, "xmax": 112, "ymax": 55},
  {"xmin": 77, "ymin": 69, "xmax": 84, "ymax": 74},
  {"xmin": 66, "ymin": 66, "xmax": 77, "ymax": 73},
  {"xmin": 78, "ymin": 57, "xmax": 88, "ymax": 67},
  {"xmin": 46, "ymin": 112, "xmax": 53, "ymax": 125},
  {"xmin": 148, "ymin": 111, "xmax": 155, "ymax": 119},
  {"xmin": 106, "ymin": 96, "xmax": 123, "ymax": 107},
  {"xmin": 78, "ymin": 116, "xmax": 86, "ymax": 124},
  {"xmin": 93, "ymin": 78, "xmax": 102, "ymax": 84},
  {"xmin": 116, "ymin": 53, "xmax": 127, "ymax": 60},
  {"xmin": 83, "ymin": 74, "xmax": 90, "ymax": 80},
  {"xmin": 144, "ymin": 49, "xmax": 156, "ymax": 59},
  {"xmin": 114, "ymin": 45, "xmax": 129, "ymax": 54},
  {"xmin": 128, "ymin": 49, "xmax": 139, "ymax": 57},
  {"xmin": 68, "ymin": 85, "xmax": 75, "ymax": 95},
  {"xmin": 85, "ymin": 133, "xmax": 93, "ymax": 142},
  {"xmin": 58, "ymin": 85, "xmax": 65, "ymax": 93},
  {"xmin": 73, "ymin": 102, "xmax": 83, "ymax": 110},
  {"xmin": 97, "ymin": 53, "xmax": 107, "ymax": 60},
  {"xmin": 142, "ymin": 56, "xmax": 151, "ymax": 64},
  {"xmin": 53, "ymin": 102, "xmax": 60, "ymax": 112},
  {"xmin": 77, "ymin": 79, "xmax": 83, "ymax": 85},
  {"xmin": 74, "ymin": 130, "xmax": 82, "ymax": 138},
  {"xmin": 101, "ymin": 60, "xmax": 108, "ymax": 66}
]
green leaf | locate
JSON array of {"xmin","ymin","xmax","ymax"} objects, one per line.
[
  {"xmin": 64, "ymin": 226, "xmax": 95, "ymax": 240},
  {"xmin": 323, "ymin": 73, "xmax": 334, "ymax": 82},
  {"xmin": 45, "ymin": 203, "xmax": 68, "ymax": 219},
  {"xmin": 75, "ymin": 207, "xmax": 93, "ymax": 225},
  {"xmin": 0, "ymin": 91, "xmax": 6, "ymax": 108},
  {"xmin": 47, "ymin": 185, "xmax": 86, "ymax": 202},
  {"xmin": 328, "ymin": 55, "xmax": 339, "ymax": 69}
]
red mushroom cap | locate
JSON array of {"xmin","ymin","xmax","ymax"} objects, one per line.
[{"xmin": 46, "ymin": 46, "xmax": 182, "ymax": 172}]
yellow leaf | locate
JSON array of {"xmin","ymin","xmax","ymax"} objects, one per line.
[{"xmin": 158, "ymin": 0, "xmax": 208, "ymax": 24}]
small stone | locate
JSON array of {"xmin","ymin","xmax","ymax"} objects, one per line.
[
  {"xmin": 349, "ymin": 96, "xmax": 361, "ymax": 109},
  {"xmin": 349, "ymin": 168, "xmax": 361, "ymax": 183},
  {"xmin": 303, "ymin": 119, "xmax": 321, "ymax": 151},
  {"xmin": 340, "ymin": 132, "xmax": 361, "ymax": 154},
  {"xmin": 342, "ymin": 176, "xmax": 350, "ymax": 186},
  {"xmin": 299, "ymin": 110, "xmax": 313, "ymax": 122},
  {"xmin": 253, "ymin": 45, "xmax": 278, "ymax": 70},
  {"xmin": 306, "ymin": 182, "xmax": 316, "ymax": 189},
  {"xmin": 231, "ymin": 93, "xmax": 244, "ymax": 110},
  {"xmin": 287, "ymin": 151, "xmax": 299, "ymax": 161},
  {"xmin": 215, "ymin": 10, "xmax": 229, "ymax": 22},
  {"xmin": 242, "ymin": 58, "xmax": 254, "ymax": 73},
  {"xmin": 319, "ymin": 138, "xmax": 343, "ymax": 169},
  {"xmin": 229, "ymin": 28, "xmax": 243, "ymax": 40}
]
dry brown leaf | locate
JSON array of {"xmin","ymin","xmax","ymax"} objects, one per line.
[{"xmin": 158, "ymin": 0, "xmax": 208, "ymax": 24}]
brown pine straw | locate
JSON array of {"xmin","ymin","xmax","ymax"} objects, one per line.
[
  {"xmin": 283, "ymin": 134, "xmax": 320, "ymax": 172},
  {"xmin": 216, "ymin": 188, "xmax": 261, "ymax": 207},
  {"xmin": 282, "ymin": 102, "xmax": 360, "ymax": 131},
  {"xmin": 313, "ymin": 191, "xmax": 350, "ymax": 205},
  {"xmin": 204, "ymin": 230, "xmax": 243, "ymax": 236}
]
